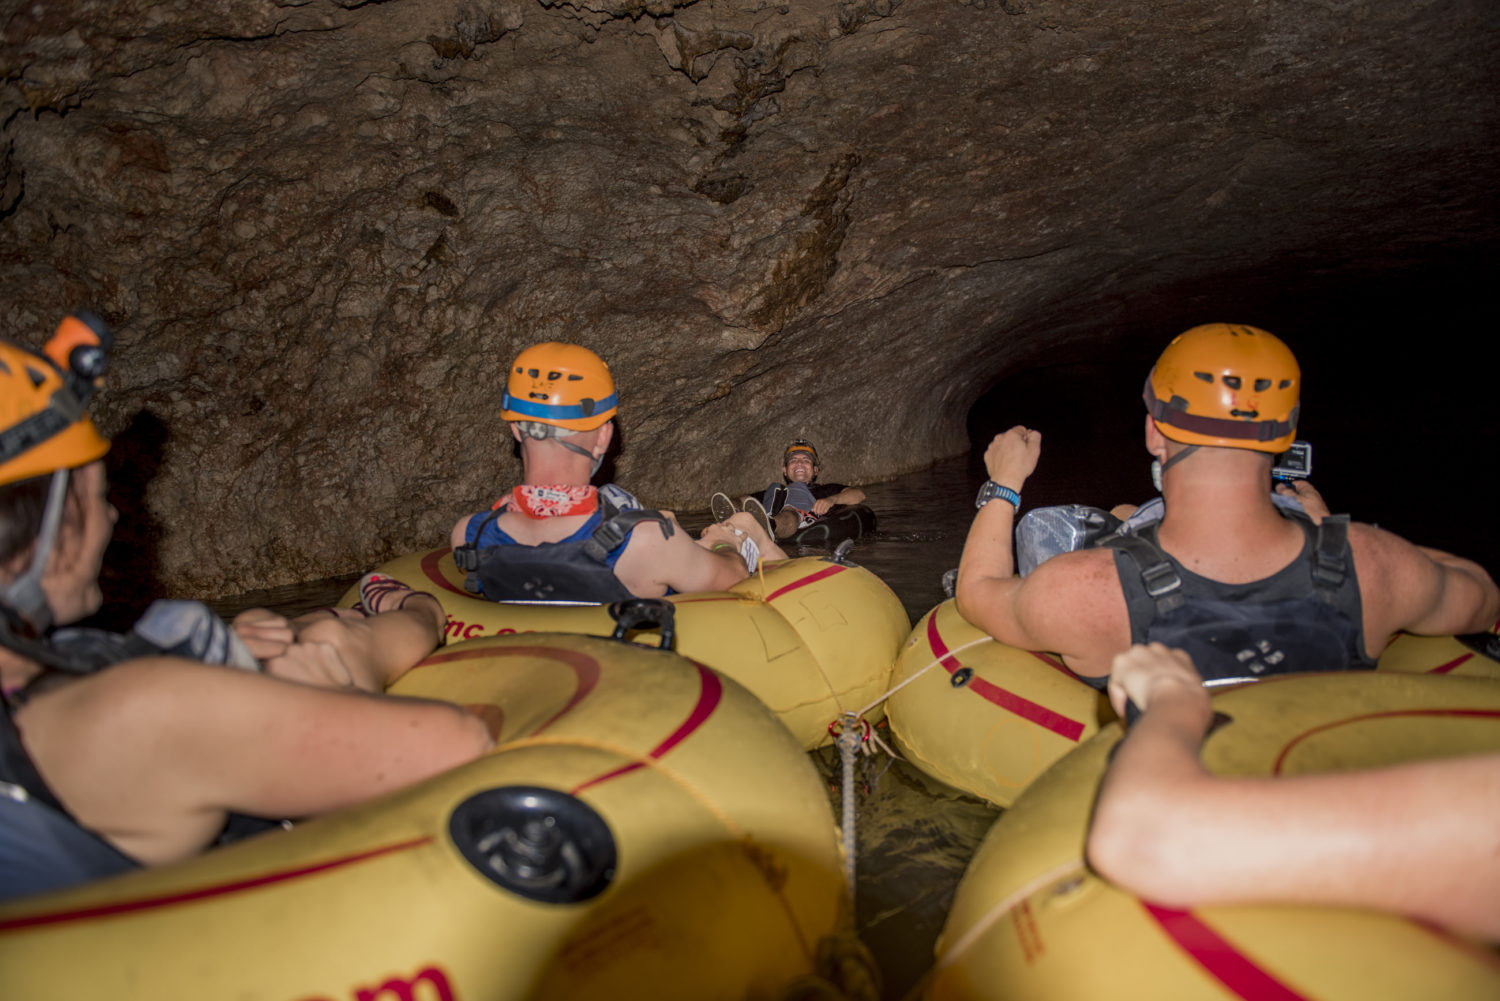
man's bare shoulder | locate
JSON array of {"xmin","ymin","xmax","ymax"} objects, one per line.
[
  {"xmin": 1024, "ymin": 546, "xmax": 1122, "ymax": 590},
  {"xmin": 1017, "ymin": 548, "xmax": 1126, "ymax": 622},
  {"xmin": 30, "ymin": 659, "xmax": 291, "ymax": 744},
  {"xmin": 613, "ymin": 512, "xmax": 705, "ymax": 597},
  {"xmin": 994, "ymin": 548, "xmax": 1129, "ymax": 670},
  {"xmin": 1344, "ymin": 521, "xmax": 1440, "ymax": 593},
  {"xmin": 449, "ymin": 514, "xmax": 472, "ymax": 549}
]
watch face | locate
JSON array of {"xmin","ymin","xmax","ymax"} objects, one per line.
[{"xmin": 976, "ymin": 481, "xmax": 1016, "ymax": 509}]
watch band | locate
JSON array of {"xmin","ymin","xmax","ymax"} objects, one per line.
[{"xmin": 976, "ymin": 481, "xmax": 1021, "ymax": 510}]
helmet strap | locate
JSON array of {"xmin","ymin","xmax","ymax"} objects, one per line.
[
  {"xmin": 0, "ymin": 468, "xmax": 69, "ymax": 636},
  {"xmin": 1161, "ymin": 445, "xmax": 1199, "ymax": 473},
  {"xmin": 1152, "ymin": 445, "xmax": 1200, "ymax": 491},
  {"xmin": 516, "ymin": 421, "xmax": 605, "ymax": 477},
  {"xmin": 552, "ymin": 436, "xmax": 604, "ymax": 477}
]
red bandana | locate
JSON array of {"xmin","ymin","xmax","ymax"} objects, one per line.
[{"xmin": 508, "ymin": 485, "xmax": 599, "ymax": 519}]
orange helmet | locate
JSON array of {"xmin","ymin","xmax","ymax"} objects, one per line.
[
  {"xmin": 784, "ymin": 438, "xmax": 818, "ymax": 465},
  {"xmin": 0, "ymin": 314, "xmax": 112, "ymax": 487},
  {"xmin": 500, "ymin": 342, "xmax": 617, "ymax": 432},
  {"xmin": 1144, "ymin": 323, "xmax": 1300, "ymax": 453}
]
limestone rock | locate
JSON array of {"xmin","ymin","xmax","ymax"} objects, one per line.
[{"xmin": 1, "ymin": 0, "xmax": 1494, "ymax": 595}]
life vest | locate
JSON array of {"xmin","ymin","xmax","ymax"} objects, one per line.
[
  {"xmin": 454, "ymin": 485, "xmax": 674, "ymax": 603},
  {"xmin": 1101, "ymin": 513, "xmax": 1374, "ymax": 685}
]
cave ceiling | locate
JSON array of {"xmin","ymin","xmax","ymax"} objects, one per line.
[{"xmin": 2, "ymin": 0, "xmax": 1495, "ymax": 594}]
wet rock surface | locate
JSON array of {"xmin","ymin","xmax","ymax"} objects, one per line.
[{"xmin": 2, "ymin": 0, "xmax": 1495, "ymax": 595}]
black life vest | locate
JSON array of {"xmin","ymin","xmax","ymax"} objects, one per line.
[
  {"xmin": 1101, "ymin": 513, "xmax": 1374, "ymax": 685},
  {"xmin": 454, "ymin": 495, "xmax": 674, "ymax": 604}
]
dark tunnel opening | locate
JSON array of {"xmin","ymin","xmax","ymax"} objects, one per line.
[{"xmin": 965, "ymin": 258, "xmax": 1500, "ymax": 578}]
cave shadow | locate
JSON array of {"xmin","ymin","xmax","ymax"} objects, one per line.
[
  {"xmin": 85, "ymin": 410, "xmax": 171, "ymax": 632},
  {"xmin": 962, "ymin": 259, "xmax": 1500, "ymax": 574}
]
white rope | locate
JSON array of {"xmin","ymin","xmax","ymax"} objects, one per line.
[
  {"xmin": 834, "ymin": 711, "xmax": 862, "ymax": 913},
  {"xmin": 852, "ymin": 633, "xmax": 998, "ymax": 719},
  {"xmin": 820, "ymin": 630, "xmax": 1001, "ymax": 946}
]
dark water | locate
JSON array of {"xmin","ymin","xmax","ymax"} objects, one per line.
[{"xmin": 741, "ymin": 456, "xmax": 1003, "ymax": 1001}]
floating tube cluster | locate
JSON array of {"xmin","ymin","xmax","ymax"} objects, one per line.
[
  {"xmin": 341, "ymin": 549, "xmax": 912, "ymax": 750},
  {"xmin": 0, "ymin": 633, "xmax": 854, "ymax": 999}
]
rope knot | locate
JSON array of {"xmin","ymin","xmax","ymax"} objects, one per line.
[{"xmin": 828, "ymin": 714, "xmax": 871, "ymax": 748}]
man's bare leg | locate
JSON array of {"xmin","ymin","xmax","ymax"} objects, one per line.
[{"xmin": 698, "ymin": 512, "xmax": 788, "ymax": 565}]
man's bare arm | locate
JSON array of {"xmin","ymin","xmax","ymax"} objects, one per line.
[
  {"xmin": 614, "ymin": 512, "xmax": 785, "ymax": 596},
  {"xmin": 812, "ymin": 485, "xmax": 866, "ymax": 515},
  {"xmin": 27, "ymin": 660, "xmax": 493, "ymax": 866},
  {"xmin": 1088, "ymin": 644, "xmax": 1500, "ymax": 940},
  {"xmin": 954, "ymin": 427, "xmax": 1046, "ymax": 646},
  {"xmin": 1349, "ymin": 524, "xmax": 1500, "ymax": 644},
  {"xmin": 953, "ymin": 427, "xmax": 1129, "ymax": 673},
  {"xmin": 1408, "ymin": 545, "xmax": 1500, "ymax": 634}
]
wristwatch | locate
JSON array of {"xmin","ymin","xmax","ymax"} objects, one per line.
[{"xmin": 975, "ymin": 480, "xmax": 1021, "ymax": 511}]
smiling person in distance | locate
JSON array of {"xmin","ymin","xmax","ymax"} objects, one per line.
[{"xmin": 708, "ymin": 437, "xmax": 873, "ymax": 548}]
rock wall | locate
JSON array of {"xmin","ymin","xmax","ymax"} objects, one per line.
[{"xmin": 2, "ymin": 0, "xmax": 1495, "ymax": 595}]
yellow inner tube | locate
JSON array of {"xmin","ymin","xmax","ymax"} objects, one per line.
[
  {"xmin": 345, "ymin": 549, "xmax": 911, "ymax": 749},
  {"xmin": 929, "ymin": 671, "xmax": 1500, "ymax": 1001},
  {"xmin": 0, "ymin": 633, "xmax": 849, "ymax": 1001}
]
